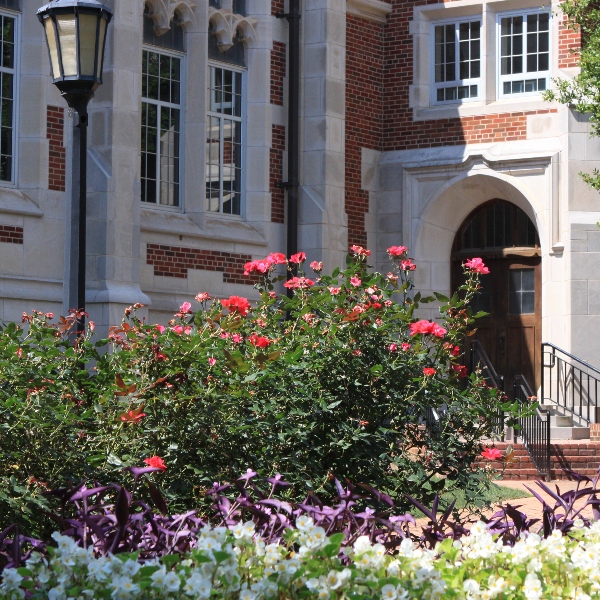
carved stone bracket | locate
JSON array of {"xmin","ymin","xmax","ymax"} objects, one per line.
[
  {"xmin": 144, "ymin": 0, "xmax": 197, "ymax": 34},
  {"xmin": 208, "ymin": 6, "xmax": 258, "ymax": 50}
]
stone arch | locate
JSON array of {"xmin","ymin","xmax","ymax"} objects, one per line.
[
  {"xmin": 407, "ymin": 171, "xmax": 547, "ymax": 304},
  {"xmin": 208, "ymin": 7, "xmax": 257, "ymax": 50},
  {"xmin": 144, "ymin": 0, "xmax": 196, "ymax": 35}
]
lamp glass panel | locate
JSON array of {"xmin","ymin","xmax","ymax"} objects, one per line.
[
  {"xmin": 44, "ymin": 17, "xmax": 61, "ymax": 79},
  {"xmin": 78, "ymin": 14, "xmax": 98, "ymax": 77},
  {"xmin": 96, "ymin": 17, "xmax": 107, "ymax": 79},
  {"xmin": 56, "ymin": 15, "xmax": 78, "ymax": 77}
]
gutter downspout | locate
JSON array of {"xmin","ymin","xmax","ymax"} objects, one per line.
[{"xmin": 276, "ymin": 0, "xmax": 300, "ymax": 280}]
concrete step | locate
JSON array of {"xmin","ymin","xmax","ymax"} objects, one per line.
[
  {"xmin": 540, "ymin": 403, "xmax": 591, "ymax": 428},
  {"xmin": 550, "ymin": 426, "xmax": 590, "ymax": 440}
]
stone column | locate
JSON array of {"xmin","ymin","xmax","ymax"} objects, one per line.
[
  {"xmin": 300, "ymin": 0, "xmax": 348, "ymax": 269},
  {"xmin": 84, "ymin": 0, "xmax": 150, "ymax": 332}
]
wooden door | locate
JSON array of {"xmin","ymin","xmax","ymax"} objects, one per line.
[
  {"xmin": 454, "ymin": 258, "xmax": 541, "ymax": 392},
  {"xmin": 451, "ymin": 200, "xmax": 542, "ymax": 396}
]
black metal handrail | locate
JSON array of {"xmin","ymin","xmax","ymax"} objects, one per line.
[
  {"xmin": 514, "ymin": 374, "xmax": 551, "ymax": 481},
  {"xmin": 542, "ymin": 343, "xmax": 600, "ymax": 426},
  {"xmin": 469, "ymin": 340, "xmax": 505, "ymax": 437}
]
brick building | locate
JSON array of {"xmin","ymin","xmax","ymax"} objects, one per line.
[{"xmin": 1, "ymin": 0, "xmax": 599, "ymax": 382}]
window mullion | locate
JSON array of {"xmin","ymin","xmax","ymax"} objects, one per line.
[{"xmin": 219, "ymin": 115, "xmax": 224, "ymax": 213}]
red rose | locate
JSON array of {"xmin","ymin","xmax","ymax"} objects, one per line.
[
  {"xmin": 423, "ymin": 367, "xmax": 436, "ymax": 376},
  {"xmin": 249, "ymin": 334, "xmax": 271, "ymax": 348},
  {"xmin": 481, "ymin": 447, "xmax": 502, "ymax": 461},
  {"xmin": 289, "ymin": 252, "xmax": 306, "ymax": 264},
  {"xmin": 284, "ymin": 276, "xmax": 315, "ymax": 289},
  {"xmin": 387, "ymin": 245, "xmax": 407, "ymax": 257},
  {"xmin": 144, "ymin": 456, "xmax": 167, "ymax": 471},
  {"xmin": 221, "ymin": 296, "xmax": 251, "ymax": 317},
  {"xmin": 452, "ymin": 364, "xmax": 468, "ymax": 378}
]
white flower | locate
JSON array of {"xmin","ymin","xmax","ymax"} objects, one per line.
[
  {"xmin": 163, "ymin": 571, "xmax": 182, "ymax": 592},
  {"xmin": 47, "ymin": 585, "xmax": 66, "ymax": 600},
  {"xmin": 0, "ymin": 569, "xmax": 23, "ymax": 591},
  {"xmin": 239, "ymin": 588, "xmax": 257, "ymax": 600},
  {"xmin": 296, "ymin": 515, "xmax": 314, "ymax": 531},
  {"xmin": 232, "ymin": 520, "xmax": 255, "ymax": 540},
  {"xmin": 398, "ymin": 537, "xmax": 415, "ymax": 557},
  {"xmin": 121, "ymin": 559, "xmax": 141, "ymax": 577},
  {"xmin": 381, "ymin": 583, "xmax": 398, "ymax": 600},
  {"xmin": 464, "ymin": 579, "xmax": 480, "ymax": 597},
  {"xmin": 184, "ymin": 573, "xmax": 212, "ymax": 598},
  {"xmin": 151, "ymin": 566, "xmax": 168, "ymax": 589},
  {"xmin": 51, "ymin": 532, "xmax": 78, "ymax": 556},
  {"xmin": 354, "ymin": 535, "xmax": 372, "ymax": 554},
  {"xmin": 523, "ymin": 573, "xmax": 543, "ymax": 600}
]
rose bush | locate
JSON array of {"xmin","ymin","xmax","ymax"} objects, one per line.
[{"xmin": 0, "ymin": 247, "xmax": 518, "ymax": 536}]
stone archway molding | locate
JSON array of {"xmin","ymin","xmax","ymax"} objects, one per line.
[
  {"xmin": 208, "ymin": 7, "xmax": 258, "ymax": 50},
  {"xmin": 414, "ymin": 171, "xmax": 546, "ymax": 266},
  {"xmin": 144, "ymin": 0, "xmax": 197, "ymax": 35}
]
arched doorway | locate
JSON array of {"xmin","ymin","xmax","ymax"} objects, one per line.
[{"xmin": 451, "ymin": 199, "xmax": 541, "ymax": 392}]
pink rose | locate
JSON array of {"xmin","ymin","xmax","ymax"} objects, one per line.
[
  {"xmin": 180, "ymin": 302, "xmax": 192, "ymax": 314},
  {"xmin": 481, "ymin": 447, "xmax": 502, "ymax": 461},
  {"xmin": 387, "ymin": 245, "xmax": 407, "ymax": 257},
  {"xmin": 155, "ymin": 325, "xmax": 166, "ymax": 334},
  {"xmin": 328, "ymin": 286, "xmax": 341, "ymax": 295},
  {"xmin": 310, "ymin": 261, "xmax": 323, "ymax": 272},
  {"xmin": 350, "ymin": 277, "xmax": 361, "ymax": 287},
  {"xmin": 464, "ymin": 257, "xmax": 490, "ymax": 275},
  {"xmin": 289, "ymin": 252, "xmax": 306, "ymax": 264},
  {"xmin": 388, "ymin": 343, "xmax": 398, "ymax": 352},
  {"xmin": 208, "ymin": 357, "xmax": 217, "ymax": 366}
]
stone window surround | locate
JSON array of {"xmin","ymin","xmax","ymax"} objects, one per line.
[
  {"xmin": 141, "ymin": 2, "xmax": 265, "ymax": 226},
  {"xmin": 140, "ymin": 0, "xmax": 271, "ymax": 251},
  {"xmin": 410, "ymin": 0, "xmax": 563, "ymax": 121}
]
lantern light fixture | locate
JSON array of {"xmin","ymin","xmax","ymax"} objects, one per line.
[{"xmin": 37, "ymin": 0, "xmax": 112, "ymax": 108}]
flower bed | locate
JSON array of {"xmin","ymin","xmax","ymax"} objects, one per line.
[{"xmin": 2, "ymin": 518, "xmax": 600, "ymax": 600}]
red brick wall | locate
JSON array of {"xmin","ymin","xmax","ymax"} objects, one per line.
[
  {"xmin": 558, "ymin": 15, "xmax": 581, "ymax": 68},
  {"xmin": 271, "ymin": 0, "xmax": 284, "ymax": 15},
  {"xmin": 0, "ymin": 224, "xmax": 23, "ymax": 244},
  {"xmin": 146, "ymin": 244, "xmax": 259, "ymax": 284},
  {"xmin": 345, "ymin": 15, "xmax": 385, "ymax": 247},
  {"xmin": 271, "ymin": 124, "xmax": 286, "ymax": 224},
  {"xmin": 47, "ymin": 106, "xmax": 66, "ymax": 192},
  {"xmin": 271, "ymin": 41, "xmax": 286, "ymax": 106}
]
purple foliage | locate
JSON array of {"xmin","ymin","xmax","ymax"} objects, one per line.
[{"xmin": 3, "ymin": 466, "xmax": 600, "ymax": 571}]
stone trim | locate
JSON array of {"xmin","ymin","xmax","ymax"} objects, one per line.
[
  {"xmin": 47, "ymin": 106, "xmax": 65, "ymax": 192},
  {"xmin": 0, "ymin": 224, "xmax": 22, "ymax": 244},
  {"xmin": 144, "ymin": 0, "xmax": 197, "ymax": 34},
  {"xmin": 208, "ymin": 7, "xmax": 258, "ymax": 50},
  {"xmin": 346, "ymin": 0, "xmax": 391, "ymax": 25}
]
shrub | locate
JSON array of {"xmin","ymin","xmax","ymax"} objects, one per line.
[{"xmin": 0, "ymin": 248, "xmax": 516, "ymax": 535}]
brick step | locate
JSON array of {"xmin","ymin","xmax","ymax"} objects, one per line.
[{"xmin": 479, "ymin": 442, "xmax": 600, "ymax": 480}]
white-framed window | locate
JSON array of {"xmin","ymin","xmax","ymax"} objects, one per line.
[
  {"xmin": 431, "ymin": 18, "xmax": 481, "ymax": 105},
  {"xmin": 0, "ymin": 10, "xmax": 17, "ymax": 184},
  {"xmin": 141, "ymin": 46, "xmax": 183, "ymax": 207},
  {"xmin": 206, "ymin": 63, "xmax": 243, "ymax": 216},
  {"xmin": 498, "ymin": 9, "xmax": 550, "ymax": 98}
]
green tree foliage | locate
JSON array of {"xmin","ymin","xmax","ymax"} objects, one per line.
[
  {"xmin": 544, "ymin": 0, "xmax": 600, "ymax": 188},
  {"xmin": 0, "ymin": 249, "xmax": 518, "ymax": 536}
]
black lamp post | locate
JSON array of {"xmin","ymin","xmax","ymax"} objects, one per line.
[{"xmin": 37, "ymin": 0, "xmax": 112, "ymax": 332}]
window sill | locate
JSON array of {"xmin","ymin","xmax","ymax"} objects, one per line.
[
  {"xmin": 0, "ymin": 188, "xmax": 43, "ymax": 217},
  {"xmin": 412, "ymin": 96, "xmax": 558, "ymax": 121},
  {"xmin": 140, "ymin": 208, "xmax": 268, "ymax": 247}
]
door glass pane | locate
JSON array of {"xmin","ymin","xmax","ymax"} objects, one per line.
[{"xmin": 509, "ymin": 268, "xmax": 535, "ymax": 314}]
